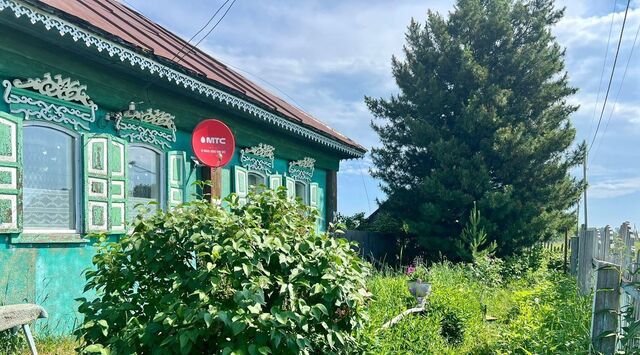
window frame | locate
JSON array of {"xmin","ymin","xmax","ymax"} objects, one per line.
[
  {"xmin": 294, "ymin": 181, "xmax": 308, "ymax": 205},
  {"xmin": 22, "ymin": 121, "xmax": 82, "ymax": 234},
  {"xmin": 127, "ymin": 143, "xmax": 166, "ymax": 215},
  {"xmin": 247, "ymin": 171, "xmax": 267, "ymax": 190}
]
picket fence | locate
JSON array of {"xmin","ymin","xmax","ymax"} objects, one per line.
[{"xmin": 570, "ymin": 222, "xmax": 640, "ymax": 354}]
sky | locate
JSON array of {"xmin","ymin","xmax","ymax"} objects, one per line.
[{"xmin": 123, "ymin": 0, "xmax": 640, "ymax": 228}]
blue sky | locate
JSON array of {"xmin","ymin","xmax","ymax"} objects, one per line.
[{"xmin": 125, "ymin": 0, "xmax": 640, "ymax": 228}]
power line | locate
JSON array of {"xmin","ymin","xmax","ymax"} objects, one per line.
[
  {"xmin": 356, "ymin": 158, "xmax": 372, "ymax": 214},
  {"xmin": 175, "ymin": 0, "xmax": 238, "ymax": 65},
  {"xmin": 587, "ymin": 0, "xmax": 618, "ymax": 143},
  {"xmin": 591, "ymin": 20, "xmax": 640, "ymax": 162},
  {"xmin": 169, "ymin": 0, "xmax": 232, "ymax": 62},
  {"xmin": 588, "ymin": 0, "xmax": 632, "ymax": 154},
  {"xmin": 222, "ymin": 61, "xmax": 307, "ymax": 110}
]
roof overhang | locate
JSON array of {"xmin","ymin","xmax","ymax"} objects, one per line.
[{"xmin": 0, "ymin": 0, "xmax": 366, "ymax": 158}]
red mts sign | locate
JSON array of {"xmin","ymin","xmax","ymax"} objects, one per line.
[{"xmin": 192, "ymin": 119, "xmax": 235, "ymax": 168}]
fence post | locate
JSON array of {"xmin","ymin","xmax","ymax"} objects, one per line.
[
  {"xmin": 620, "ymin": 222, "xmax": 633, "ymax": 278},
  {"xmin": 578, "ymin": 227, "xmax": 596, "ymax": 295},
  {"xmin": 570, "ymin": 236, "xmax": 579, "ymax": 276},
  {"xmin": 602, "ymin": 225, "xmax": 611, "ymax": 262},
  {"xmin": 564, "ymin": 229, "xmax": 569, "ymax": 274},
  {"xmin": 590, "ymin": 261, "xmax": 621, "ymax": 354}
]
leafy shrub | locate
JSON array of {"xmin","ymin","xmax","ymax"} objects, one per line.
[
  {"xmin": 496, "ymin": 273, "xmax": 590, "ymax": 353},
  {"xmin": 438, "ymin": 308, "xmax": 465, "ymax": 345},
  {"xmin": 76, "ymin": 187, "xmax": 370, "ymax": 354},
  {"xmin": 501, "ymin": 245, "xmax": 545, "ymax": 281},
  {"xmin": 545, "ymin": 248, "xmax": 566, "ymax": 272},
  {"xmin": 334, "ymin": 212, "xmax": 366, "ymax": 230},
  {"xmin": 0, "ymin": 329, "xmax": 25, "ymax": 354},
  {"xmin": 466, "ymin": 256, "xmax": 504, "ymax": 287}
]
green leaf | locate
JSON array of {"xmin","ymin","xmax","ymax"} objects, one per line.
[
  {"xmin": 231, "ymin": 321, "xmax": 246, "ymax": 335},
  {"xmin": 314, "ymin": 304, "xmax": 329, "ymax": 316},
  {"xmin": 275, "ymin": 312, "xmax": 288, "ymax": 325},
  {"xmin": 248, "ymin": 303, "xmax": 262, "ymax": 314},
  {"xmin": 179, "ymin": 333, "xmax": 191, "ymax": 354},
  {"xmin": 204, "ymin": 312, "xmax": 213, "ymax": 328},
  {"xmin": 83, "ymin": 344, "xmax": 106, "ymax": 353}
]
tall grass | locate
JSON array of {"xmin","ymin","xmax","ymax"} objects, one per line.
[{"xmin": 363, "ymin": 254, "xmax": 591, "ymax": 353}]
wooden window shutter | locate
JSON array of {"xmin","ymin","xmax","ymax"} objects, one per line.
[
  {"xmin": 309, "ymin": 183, "xmax": 318, "ymax": 208},
  {"xmin": 268, "ymin": 174, "xmax": 282, "ymax": 190},
  {"xmin": 84, "ymin": 134, "xmax": 128, "ymax": 233},
  {"xmin": 0, "ymin": 112, "xmax": 22, "ymax": 233},
  {"xmin": 167, "ymin": 151, "xmax": 187, "ymax": 209},
  {"xmin": 234, "ymin": 165, "xmax": 248, "ymax": 205},
  {"xmin": 309, "ymin": 182, "xmax": 321, "ymax": 232},
  {"xmin": 285, "ymin": 176, "xmax": 295, "ymax": 200}
]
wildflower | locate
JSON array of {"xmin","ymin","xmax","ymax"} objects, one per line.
[{"xmin": 407, "ymin": 265, "xmax": 416, "ymax": 275}]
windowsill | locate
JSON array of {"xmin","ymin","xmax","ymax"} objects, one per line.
[{"xmin": 11, "ymin": 233, "xmax": 89, "ymax": 244}]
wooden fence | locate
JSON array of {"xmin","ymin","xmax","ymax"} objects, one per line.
[
  {"xmin": 570, "ymin": 222, "xmax": 640, "ymax": 353},
  {"xmin": 342, "ymin": 230, "xmax": 399, "ymax": 264}
]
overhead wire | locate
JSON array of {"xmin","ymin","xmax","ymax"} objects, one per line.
[
  {"xmin": 591, "ymin": 18, "xmax": 640, "ymax": 162},
  {"xmin": 175, "ymin": 0, "xmax": 238, "ymax": 65},
  {"xmin": 356, "ymin": 158, "xmax": 372, "ymax": 215},
  {"xmin": 132, "ymin": 0, "xmax": 237, "ymax": 104},
  {"xmin": 587, "ymin": 0, "xmax": 618, "ymax": 144},
  {"xmin": 588, "ymin": 0, "xmax": 632, "ymax": 155},
  {"xmin": 169, "ymin": 0, "xmax": 232, "ymax": 62}
]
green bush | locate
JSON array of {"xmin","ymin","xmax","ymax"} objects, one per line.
[
  {"xmin": 0, "ymin": 329, "xmax": 25, "ymax": 354},
  {"xmin": 437, "ymin": 307, "xmax": 465, "ymax": 346},
  {"xmin": 76, "ymin": 187, "xmax": 370, "ymax": 354}
]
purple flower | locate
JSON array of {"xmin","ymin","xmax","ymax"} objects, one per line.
[{"xmin": 406, "ymin": 265, "xmax": 416, "ymax": 275}]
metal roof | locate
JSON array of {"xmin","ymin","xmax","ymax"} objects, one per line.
[{"xmin": 27, "ymin": 0, "xmax": 365, "ymax": 155}]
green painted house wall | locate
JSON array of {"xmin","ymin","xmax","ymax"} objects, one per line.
[{"xmin": 0, "ymin": 13, "xmax": 347, "ymax": 335}]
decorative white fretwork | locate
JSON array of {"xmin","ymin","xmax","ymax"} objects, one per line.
[
  {"xmin": 12, "ymin": 73, "xmax": 95, "ymax": 107},
  {"xmin": 113, "ymin": 109, "xmax": 177, "ymax": 149},
  {"xmin": 240, "ymin": 144, "xmax": 275, "ymax": 174},
  {"xmin": 0, "ymin": 0, "xmax": 364, "ymax": 158},
  {"xmin": 288, "ymin": 157, "xmax": 315, "ymax": 182},
  {"xmin": 121, "ymin": 108, "xmax": 176, "ymax": 131},
  {"xmin": 2, "ymin": 74, "xmax": 97, "ymax": 131}
]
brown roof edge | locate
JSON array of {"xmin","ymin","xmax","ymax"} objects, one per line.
[{"xmin": 17, "ymin": 0, "xmax": 366, "ymax": 156}]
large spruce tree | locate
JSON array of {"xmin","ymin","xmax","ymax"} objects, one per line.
[{"xmin": 366, "ymin": 0, "xmax": 583, "ymax": 258}]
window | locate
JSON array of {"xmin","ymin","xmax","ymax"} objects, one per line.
[
  {"xmin": 248, "ymin": 172, "xmax": 266, "ymax": 191},
  {"xmin": 23, "ymin": 124, "xmax": 79, "ymax": 232},
  {"xmin": 295, "ymin": 181, "xmax": 307, "ymax": 204},
  {"xmin": 128, "ymin": 145, "xmax": 162, "ymax": 220}
]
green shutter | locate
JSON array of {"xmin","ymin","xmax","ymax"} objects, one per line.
[
  {"xmin": 167, "ymin": 151, "xmax": 186, "ymax": 209},
  {"xmin": 0, "ymin": 112, "xmax": 22, "ymax": 233},
  {"xmin": 285, "ymin": 176, "xmax": 295, "ymax": 200},
  {"xmin": 317, "ymin": 186, "xmax": 325, "ymax": 232},
  {"xmin": 84, "ymin": 134, "xmax": 128, "ymax": 233},
  {"xmin": 109, "ymin": 137, "xmax": 127, "ymax": 232},
  {"xmin": 309, "ymin": 182, "xmax": 320, "ymax": 232},
  {"xmin": 234, "ymin": 165, "xmax": 248, "ymax": 205},
  {"xmin": 268, "ymin": 174, "xmax": 282, "ymax": 189},
  {"xmin": 309, "ymin": 183, "xmax": 318, "ymax": 208}
]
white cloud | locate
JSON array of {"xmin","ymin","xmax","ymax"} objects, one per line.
[
  {"xmin": 589, "ymin": 176, "xmax": 640, "ymax": 198},
  {"xmin": 339, "ymin": 155, "xmax": 373, "ymax": 176}
]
